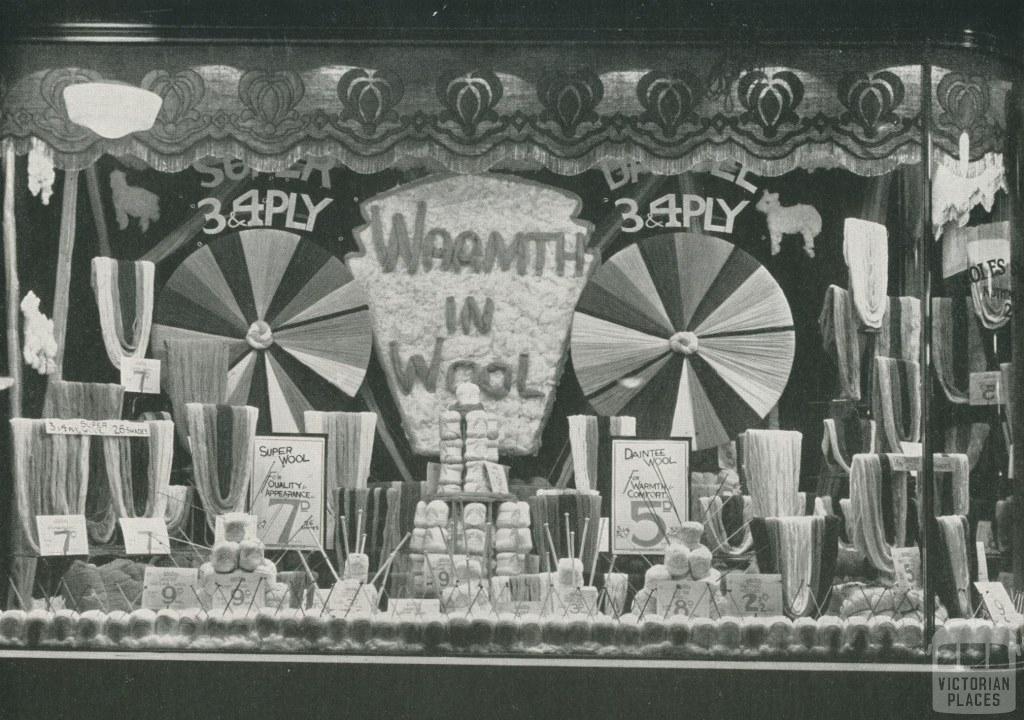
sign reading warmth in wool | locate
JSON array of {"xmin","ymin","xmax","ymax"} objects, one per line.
[{"xmin": 347, "ymin": 175, "xmax": 598, "ymax": 456}]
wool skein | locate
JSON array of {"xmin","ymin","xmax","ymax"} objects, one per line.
[
  {"xmin": 90, "ymin": 257, "xmax": 155, "ymax": 369},
  {"xmin": 186, "ymin": 403, "xmax": 258, "ymax": 530},
  {"xmin": 164, "ymin": 340, "xmax": 228, "ymax": 447}
]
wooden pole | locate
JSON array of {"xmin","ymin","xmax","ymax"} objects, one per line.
[
  {"xmin": 84, "ymin": 165, "xmax": 111, "ymax": 257},
  {"xmin": 3, "ymin": 140, "xmax": 22, "ymax": 417},
  {"xmin": 50, "ymin": 169, "xmax": 80, "ymax": 378},
  {"xmin": 920, "ymin": 61, "xmax": 936, "ymax": 642}
]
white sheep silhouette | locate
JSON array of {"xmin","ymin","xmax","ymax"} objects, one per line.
[
  {"xmin": 110, "ymin": 169, "xmax": 160, "ymax": 233},
  {"xmin": 755, "ymin": 191, "xmax": 821, "ymax": 258}
]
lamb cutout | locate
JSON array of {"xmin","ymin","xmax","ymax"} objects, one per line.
[
  {"xmin": 755, "ymin": 190, "xmax": 821, "ymax": 258},
  {"xmin": 109, "ymin": 169, "xmax": 160, "ymax": 233}
]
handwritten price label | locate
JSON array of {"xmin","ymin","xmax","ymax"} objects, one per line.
[
  {"xmin": 969, "ymin": 371, "xmax": 1003, "ymax": 406},
  {"xmin": 975, "ymin": 581, "xmax": 1024, "ymax": 626},
  {"xmin": 326, "ymin": 579, "xmax": 378, "ymax": 616},
  {"xmin": 726, "ymin": 574, "xmax": 783, "ymax": 616},
  {"xmin": 44, "ymin": 419, "xmax": 149, "ymax": 437},
  {"xmin": 203, "ymin": 572, "xmax": 266, "ymax": 615},
  {"xmin": 120, "ymin": 357, "xmax": 161, "ymax": 394},
  {"xmin": 892, "ymin": 546, "xmax": 922, "ymax": 589},
  {"xmin": 654, "ymin": 579, "xmax": 716, "ymax": 619},
  {"xmin": 389, "ymin": 598, "xmax": 441, "ymax": 619},
  {"xmin": 36, "ymin": 515, "xmax": 88, "ymax": 556},
  {"xmin": 119, "ymin": 517, "xmax": 170, "ymax": 555},
  {"xmin": 142, "ymin": 567, "xmax": 199, "ymax": 610}
]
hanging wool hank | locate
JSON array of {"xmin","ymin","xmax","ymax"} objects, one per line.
[
  {"xmin": 304, "ymin": 410, "xmax": 377, "ymax": 550},
  {"xmin": 186, "ymin": 403, "xmax": 258, "ymax": 530},
  {"xmin": 821, "ymin": 415, "xmax": 877, "ymax": 477},
  {"xmin": 164, "ymin": 340, "xmax": 229, "ymax": 447},
  {"xmin": 944, "ymin": 423, "xmax": 990, "ymax": 471},
  {"xmin": 42, "ymin": 380, "xmax": 124, "ymax": 420},
  {"xmin": 743, "ymin": 429, "xmax": 802, "ymax": 518},
  {"xmin": 843, "ymin": 219, "xmax": 889, "ymax": 330},
  {"xmin": 935, "ymin": 514, "xmax": 973, "ymax": 618},
  {"xmin": 700, "ymin": 494, "xmax": 753, "ymax": 556},
  {"xmin": 162, "ymin": 485, "xmax": 193, "ymax": 537},
  {"xmin": 848, "ymin": 454, "xmax": 909, "ymax": 576},
  {"xmin": 916, "ymin": 453, "xmax": 970, "ymax": 528},
  {"xmin": 931, "ymin": 296, "xmax": 988, "ymax": 404},
  {"xmin": 90, "ymin": 257, "xmax": 155, "ymax": 369},
  {"xmin": 872, "ymin": 357, "xmax": 921, "ymax": 453},
  {"xmin": 10, "ymin": 419, "xmax": 90, "ymax": 554}
]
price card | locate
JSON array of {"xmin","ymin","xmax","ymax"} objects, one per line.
[
  {"xmin": 205, "ymin": 572, "xmax": 266, "ymax": 615},
  {"xmin": 120, "ymin": 357, "xmax": 161, "ymax": 394},
  {"xmin": 36, "ymin": 515, "xmax": 89, "ymax": 556},
  {"xmin": 725, "ymin": 573, "xmax": 784, "ymax": 616},
  {"xmin": 119, "ymin": 517, "xmax": 170, "ymax": 555},
  {"xmin": 969, "ymin": 371, "xmax": 1003, "ymax": 406},
  {"xmin": 250, "ymin": 434, "xmax": 326, "ymax": 550},
  {"xmin": 557, "ymin": 586, "xmax": 599, "ymax": 617},
  {"xmin": 893, "ymin": 546, "xmax": 922, "ymax": 589},
  {"xmin": 654, "ymin": 579, "xmax": 716, "ymax": 619},
  {"xmin": 44, "ymin": 418, "xmax": 149, "ymax": 437},
  {"xmin": 326, "ymin": 578, "xmax": 378, "ymax": 616},
  {"xmin": 142, "ymin": 566, "xmax": 199, "ymax": 610},
  {"xmin": 610, "ymin": 437, "xmax": 691, "ymax": 554},
  {"xmin": 389, "ymin": 598, "xmax": 440, "ymax": 619},
  {"xmin": 975, "ymin": 581, "xmax": 1024, "ymax": 626}
]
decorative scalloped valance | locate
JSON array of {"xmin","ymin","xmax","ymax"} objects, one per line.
[{"xmin": 0, "ymin": 46, "xmax": 1012, "ymax": 176}]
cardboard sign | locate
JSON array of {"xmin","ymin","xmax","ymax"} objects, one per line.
[
  {"xmin": 43, "ymin": 418, "xmax": 149, "ymax": 437},
  {"xmin": 483, "ymin": 462, "xmax": 510, "ymax": 494},
  {"xmin": 725, "ymin": 573, "xmax": 784, "ymax": 616},
  {"xmin": 893, "ymin": 546, "xmax": 922, "ymax": 589},
  {"xmin": 120, "ymin": 357, "xmax": 161, "ymax": 394},
  {"xmin": 975, "ymin": 581, "xmax": 1024, "ymax": 626},
  {"xmin": 250, "ymin": 434, "xmax": 326, "ymax": 550},
  {"xmin": 326, "ymin": 579, "xmax": 378, "ymax": 616},
  {"xmin": 654, "ymin": 579, "xmax": 716, "ymax": 619},
  {"xmin": 389, "ymin": 598, "xmax": 441, "ymax": 619},
  {"xmin": 556, "ymin": 586, "xmax": 599, "ymax": 618},
  {"xmin": 119, "ymin": 517, "xmax": 170, "ymax": 555},
  {"xmin": 142, "ymin": 566, "xmax": 199, "ymax": 610},
  {"xmin": 610, "ymin": 437, "xmax": 690, "ymax": 554},
  {"xmin": 36, "ymin": 515, "xmax": 89, "ymax": 556},
  {"xmin": 977, "ymin": 541, "xmax": 990, "ymax": 582},
  {"xmin": 204, "ymin": 572, "xmax": 266, "ymax": 615},
  {"xmin": 969, "ymin": 371, "xmax": 1004, "ymax": 406},
  {"xmin": 889, "ymin": 452, "xmax": 962, "ymax": 474},
  {"xmin": 214, "ymin": 513, "xmax": 258, "ymax": 544}
]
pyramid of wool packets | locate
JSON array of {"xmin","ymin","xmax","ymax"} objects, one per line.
[
  {"xmin": 437, "ymin": 383, "xmax": 504, "ymax": 494},
  {"xmin": 198, "ymin": 513, "xmax": 285, "ymax": 613}
]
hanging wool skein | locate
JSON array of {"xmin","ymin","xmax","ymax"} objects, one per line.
[
  {"xmin": 935, "ymin": 515, "xmax": 973, "ymax": 618},
  {"xmin": 186, "ymin": 403, "xmax": 258, "ymax": 531},
  {"xmin": 10, "ymin": 419, "xmax": 91, "ymax": 554},
  {"xmin": 90, "ymin": 257, "xmax": 155, "ymax": 369},
  {"xmin": 821, "ymin": 416, "xmax": 877, "ymax": 477},
  {"xmin": 744, "ymin": 429, "xmax": 802, "ymax": 518},
  {"xmin": 751, "ymin": 515, "xmax": 837, "ymax": 618},
  {"xmin": 931, "ymin": 297, "xmax": 988, "ymax": 404},
  {"xmin": 819, "ymin": 285, "xmax": 862, "ymax": 400},
  {"xmin": 164, "ymin": 340, "xmax": 229, "ymax": 447},
  {"xmin": 843, "ymin": 219, "xmax": 889, "ymax": 330},
  {"xmin": 917, "ymin": 453, "xmax": 970, "ymax": 529},
  {"xmin": 945, "ymin": 423, "xmax": 990, "ymax": 472},
  {"xmin": 43, "ymin": 380, "xmax": 124, "ymax": 420},
  {"xmin": 848, "ymin": 454, "xmax": 908, "ymax": 577},
  {"xmin": 700, "ymin": 495, "xmax": 753, "ymax": 556},
  {"xmin": 872, "ymin": 357, "xmax": 921, "ymax": 453},
  {"xmin": 303, "ymin": 411, "xmax": 377, "ymax": 550}
]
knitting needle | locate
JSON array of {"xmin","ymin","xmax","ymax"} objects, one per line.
[
  {"xmin": 355, "ymin": 509, "xmax": 364, "ymax": 554},
  {"xmin": 359, "ymin": 533, "xmax": 367, "ymax": 555},
  {"xmin": 245, "ymin": 577, "xmax": 264, "ymax": 618},
  {"xmin": 301, "ymin": 525, "xmax": 341, "ymax": 585},
  {"xmin": 369, "ymin": 532, "xmax": 411, "ymax": 587},
  {"xmin": 340, "ymin": 515, "xmax": 351, "ymax": 558},
  {"xmin": 59, "ymin": 578, "xmax": 81, "ymax": 613},
  {"xmin": 319, "ymin": 582, "xmax": 337, "ymax": 617},
  {"xmin": 588, "ymin": 517, "xmax": 604, "ymax": 587},
  {"xmin": 7, "ymin": 576, "xmax": 28, "ymax": 610},
  {"xmin": 563, "ymin": 512, "xmax": 572, "ymax": 559},
  {"xmin": 543, "ymin": 523, "xmax": 560, "ymax": 570},
  {"xmin": 296, "ymin": 549, "xmax": 317, "ymax": 587},
  {"xmin": 569, "ymin": 531, "xmax": 577, "ymax": 578}
]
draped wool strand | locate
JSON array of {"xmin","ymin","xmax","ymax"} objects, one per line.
[
  {"xmin": 744, "ymin": 429, "xmax": 802, "ymax": 518},
  {"xmin": 186, "ymin": 403, "xmax": 258, "ymax": 530},
  {"xmin": 843, "ymin": 218, "xmax": 889, "ymax": 330},
  {"xmin": 90, "ymin": 257, "xmax": 155, "ymax": 369},
  {"xmin": 931, "ymin": 296, "xmax": 988, "ymax": 404},
  {"xmin": 165, "ymin": 340, "xmax": 229, "ymax": 447},
  {"xmin": 872, "ymin": 357, "xmax": 921, "ymax": 453}
]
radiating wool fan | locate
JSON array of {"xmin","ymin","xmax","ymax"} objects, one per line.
[
  {"xmin": 153, "ymin": 229, "xmax": 372, "ymax": 432},
  {"xmin": 570, "ymin": 232, "xmax": 795, "ymax": 450}
]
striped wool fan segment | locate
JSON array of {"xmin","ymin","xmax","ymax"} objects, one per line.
[
  {"xmin": 743, "ymin": 429, "xmax": 802, "ymax": 518},
  {"xmin": 932, "ymin": 297, "xmax": 988, "ymax": 404},
  {"xmin": 945, "ymin": 423, "xmax": 990, "ymax": 471},
  {"xmin": 186, "ymin": 403, "xmax": 258, "ymax": 530},
  {"xmin": 90, "ymin": 257, "xmax": 155, "ymax": 369},
  {"xmin": 304, "ymin": 411, "xmax": 377, "ymax": 550},
  {"xmin": 916, "ymin": 453, "xmax": 970, "ymax": 527},
  {"xmin": 848, "ymin": 454, "xmax": 908, "ymax": 576},
  {"xmin": 843, "ymin": 218, "xmax": 889, "ymax": 330},
  {"xmin": 10, "ymin": 419, "xmax": 91, "ymax": 554},
  {"xmin": 42, "ymin": 380, "xmax": 124, "ymax": 420},
  {"xmin": 165, "ymin": 340, "xmax": 229, "ymax": 447},
  {"xmin": 872, "ymin": 357, "xmax": 921, "ymax": 453},
  {"xmin": 162, "ymin": 485, "xmax": 193, "ymax": 536},
  {"xmin": 700, "ymin": 495, "xmax": 753, "ymax": 556},
  {"xmin": 935, "ymin": 515, "xmax": 972, "ymax": 618}
]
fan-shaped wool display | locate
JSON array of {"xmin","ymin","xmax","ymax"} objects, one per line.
[
  {"xmin": 153, "ymin": 229, "xmax": 372, "ymax": 432},
  {"xmin": 571, "ymin": 233, "xmax": 795, "ymax": 451}
]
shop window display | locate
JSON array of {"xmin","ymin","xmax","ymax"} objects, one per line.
[{"xmin": 0, "ymin": 32, "xmax": 1019, "ymax": 670}]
